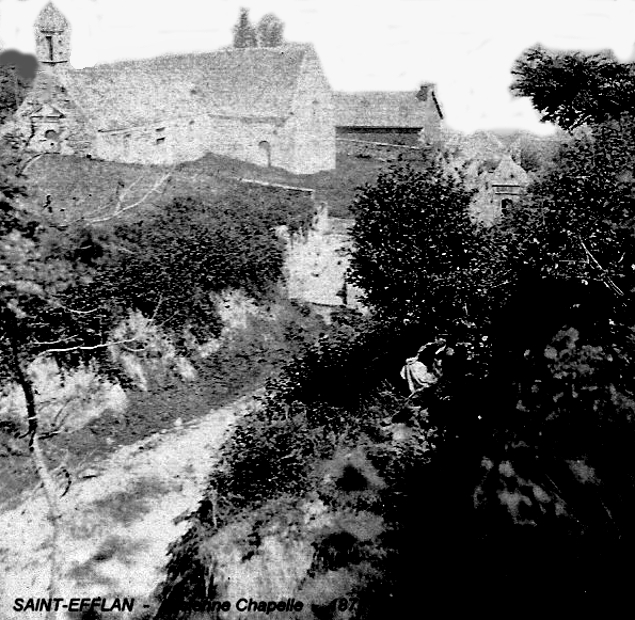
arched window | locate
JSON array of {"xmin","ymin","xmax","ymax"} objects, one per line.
[
  {"xmin": 44, "ymin": 129, "xmax": 59, "ymax": 141},
  {"xmin": 258, "ymin": 141, "xmax": 272, "ymax": 167},
  {"xmin": 45, "ymin": 35, "xmax": 54, "ymax": 61}
]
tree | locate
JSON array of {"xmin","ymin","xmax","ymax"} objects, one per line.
[
  {"xmin": 232, "ymin": 8, "xmax": 258, "ymax": 48},
  {"xmin": 348, "ymin": 160, "xmax": 507, "ymax": 347},
  {"xmin": 508, "ymin": 45, "xmax": 635, "ymax": 301},
  {"xmin": 256, "ymin": 13, "xmax": 285, "ymax": 47},
  {"xmin": 463, "ymin": 44, "xmax": 635, "ymax": 603},
  {"xmin": 343, "ymin": 78, "xmax": 635, "ymax": 602},
  {"xmin": 0, "ymin": 50, "xmax": 38, "ymax": 126},
  {"xmin": 511, "ymin": 45, "xmax": 635, "ymax": 131},
  {"xmin": 153, "ymin": 46, "xmax": 635, "ymax": 612},
  {"xmin": 0, "ymin": 142, "xmax": 128, "ymax": 619}
]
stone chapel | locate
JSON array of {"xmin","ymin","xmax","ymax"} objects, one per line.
[{"xmin": 8, "ymin": 2, "xmax": 336, "ymax": 174}]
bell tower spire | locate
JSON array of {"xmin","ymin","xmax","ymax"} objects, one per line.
[{"xmin": 34, "ymin": 2, "xmax": 71, "ymax": 69}]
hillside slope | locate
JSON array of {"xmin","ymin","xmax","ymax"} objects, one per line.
[{"xmin": 0, "ymin": 390, "xmax": 262, "ymax": 620}]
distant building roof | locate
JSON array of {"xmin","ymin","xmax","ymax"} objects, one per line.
[
  {"xmin": 58, "ymin": 44, "xmax": 315, "ymax": 131},
  {"xmin": 491, "ymin": 154, "xmax": 531, "ymax": 187},
  {"xmin": 35, "ymin": 2, "xmax": 69, "ymax": 32},
  {"xmin": 334, "ymin": 85, "xmax": 442, "ymax": 129}
]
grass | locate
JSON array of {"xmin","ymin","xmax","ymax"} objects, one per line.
[
  {"xmin": 0, "ymin": 143, "xmax": 399, "ymax": 506},
  {"xmin": 22, "ymin": 147, "xmax": 429, "ymax": 221},
  {"xmin": 184, "ymin": 150, "xmax": 429, "ymax": 218},
  {"xmin": 0, "ymin": 299, "xmax": 329, "ymax": 511}
]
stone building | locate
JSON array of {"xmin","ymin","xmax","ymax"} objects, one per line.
[
  {"xmin": 467, "ymin": 153, "xmax": 531, "ymax": 223},
  {"xmin": 8, "ymin": 2, "xmax": 336, "ymax": 175},
  {"xmin": 334, "ymin": 84, "xmax": 443, "ymax": 146},
  {"xmin": 490, "ymin": 154, "xmax": 531, "ymax": 214}
]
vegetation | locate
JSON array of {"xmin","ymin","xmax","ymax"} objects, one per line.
[
  {"xmin": 348, "ymin": 159, "xmax": 503, "ymax": 334},
  {"xmin": 256, "ymin": 13, "xmax": 285, "ymax": 48},
  {"xmin": 232, "ymin": 8, "xmax": 258, "ymax": 48},
  {"xmin": 155, "ymin": 42, "xmax": 635, "ymax": 618},
  {"xmin": 6, "ymin": 25, "xmax": 635, "ymax": 617},
  {"xmin": 511, "ymin": 45, "xmax": 635, "ymax": 130},
  {"xmin": 1, "ymin": 146, "xmax": 316, "ymax": 465},
  {"xmin": 232, "ymin": 8, "xmax": 285, "ymax": 48},
  {"xmin": 1, "ymin": 123, "xmax": 322, "ymax": 620},
  {"xmin": 0, "ymin": 50, "xmax": 37, "ymax": 126}
]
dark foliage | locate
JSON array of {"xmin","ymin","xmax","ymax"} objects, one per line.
[
  {"xmin": 0, "ymin": 51, "xmax": 37, "ymax": 126},
  {"xmin": 511, "ymin": 45, "xmax": 635, "ymax": 131},
  {"xmin": 348, "ymin": 161, "xmax": 509, "ymax": 353},
  {"xmin": 2, "ymin": 140, "xmax": 310, "ymax": 471},
  {"xmin": 156, "ymin": 45, "xmax": 635, "ymax": 618}
]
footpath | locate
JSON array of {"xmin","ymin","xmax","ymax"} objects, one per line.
[{"xmin": 0, "ymin": 391, "xmax": 261, "ymax": 620}]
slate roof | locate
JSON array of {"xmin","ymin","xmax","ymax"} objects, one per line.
[
  {"xmin": 334, "ymin": 86, "xmax": 442, "ymax": 128},
  {"xmin": 491, "ymin": 154, "xmax": 531, "ymax": 187},
  {"xmin": 35, "ymin": 2, "xmax": 69, "ymax": 32},
  {"xmin": 58, "ymin": 44, "xmax": 314, "ymax": 132}
]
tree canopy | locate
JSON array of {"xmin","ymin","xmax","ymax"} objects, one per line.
[
  {"xmin": 232, "ymin": 8, "xmax": 258, "ymax": 48},
  {"xmin": 0, "ymin": 51, "xmax": 37, "ymax": 126},
  {"xmin": 511, "ymin": 45, "xmax": 635, "ymax": 131},
  {"xmin": 348, "ymin": 159, "xmax": 508, "ymax": 347},
  {"xmin": 256, "ymin": 13, "xmax": 285, "ymax": 47},
  {"xmin": 232, "ymin": 9, "xmax": 285, "ymax": 48}
]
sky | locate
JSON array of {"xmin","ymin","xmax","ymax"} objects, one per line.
[{"xmin": 1, "ymin": 0, "xmax": 635, "ymax": 135}]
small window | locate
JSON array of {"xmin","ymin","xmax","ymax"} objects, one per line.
[
  {"xmin": 258, "ymin": 140, "xmax": 271, "ymax": 167},
  {"xmin": 44, "ymin": 129, "xmax": 60, "ymax": 141},
  {"xmin": 156, "ymin": 137, "xmax": 166, "ymax": 146},
  {"xmin": 45, "ymin": 35, "xmax": 54, "ymax": 61}
]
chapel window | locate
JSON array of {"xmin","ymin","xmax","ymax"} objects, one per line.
[{"xmin": 45, "ymin": 36, "xmax": 54, "ymax": 61}]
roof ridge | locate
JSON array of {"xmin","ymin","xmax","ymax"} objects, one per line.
[
  {"xmin": 35, "ymin": 2, "xmax": 69, "ymax": 31},
  {"xmin": 75, "ymin": 43, "xmax": 311, "ymax": 73}
]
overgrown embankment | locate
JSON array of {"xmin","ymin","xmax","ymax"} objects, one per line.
[
  {"xmin": 1, "ymin": 151, "xmax": 321, "ymax": 507},
  {"xmin": 155, "ymin": 136, "xmax": 635, "ymax": 617},
  {"xmin": 153, "ymin": 316, "xmax": 442, "ymax": 620}
]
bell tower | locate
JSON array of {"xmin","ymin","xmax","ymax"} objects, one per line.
[{"xmin": 34, "ymin": 2, "xmax": 71, "ymax": 69}]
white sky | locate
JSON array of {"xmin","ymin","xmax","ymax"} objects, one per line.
[{"xmin": 1, "ymin": 0, "xmax": 635, "ymax": 135}]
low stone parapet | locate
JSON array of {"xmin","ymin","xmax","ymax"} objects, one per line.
[{"xmin": 336, "ymin": 138, "xmax": 426, "ymax": 162}]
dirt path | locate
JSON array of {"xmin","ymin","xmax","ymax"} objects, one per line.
[{"xmin": 0, "ymin": 391, "xmax": 260, "ymax": 620}]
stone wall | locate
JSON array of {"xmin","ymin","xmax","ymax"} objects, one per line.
[
  {"xmin": 12, "ymin": 65, "xmax": 336, "ymax": 175},
  {"xmin": 287, "ymin": 49, "xmax": 336, "ymax": 174},
  {"xmin": 336, "ymin": 128, "xmax": 421, "ymax": 146},
  {"xmin": 95, "ymin": 114, "xmax": 296, "ymax": 169},
  {"xmin": 10, "ymin": 70, "xmax": 94, "ymax": 156},
  {"xmin": 336, "ymin": 138, "xmax": 426, "ymax": 162},
  {"xmin": 283, "ymin": 202, "xmax": 365, "ymax": 316}
]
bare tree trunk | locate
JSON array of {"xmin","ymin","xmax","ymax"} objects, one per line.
[{"xmin": 11, "ymin": 335, "xmax": 62, "ymax": 620}]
